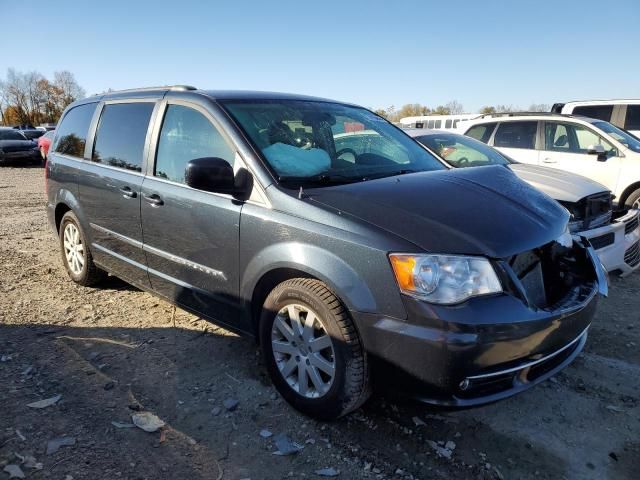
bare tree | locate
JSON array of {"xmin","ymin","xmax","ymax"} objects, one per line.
[
  {"xmin": 445, "ymin": 100, "xmax": 464, "ymax": 115},
  {"xmin": 528, "ymin": 103, "xmax": 550, "ymax": 112},
  {"xmin": 0, "ymin": 69, "xmax": 85, "ymax": 125}
]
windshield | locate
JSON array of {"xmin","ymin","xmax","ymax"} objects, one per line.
[
  {"xmin": 415, "ymin": 132, "xmax": 511, "ymax": 168},
  {"xmin": 221, "ymin": 100, "xmax": 444, "ymax": 187},
  {"xmin": 0, "ymin": 130, "xmax": 28, "ymax": 141},
  {"xmin": 594, "ymin": 121, "xmax": 640, "ymax": 153}
]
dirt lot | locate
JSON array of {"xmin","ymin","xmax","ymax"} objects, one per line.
[{"xmin": 0, "ymin": 166, "xmax": 638, "ymax": 480}]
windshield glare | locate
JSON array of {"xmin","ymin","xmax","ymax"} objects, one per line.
[
  {"xmin": 416, "ymin": 133, "xmax": 511, "ymax": 168},
  {"xmin": 593, "ymin": 121, "xmax": 640, "ymax": 153},
  {"xmin": 221, "ymin": 100, "xmax": 445, "ymax": 186}
]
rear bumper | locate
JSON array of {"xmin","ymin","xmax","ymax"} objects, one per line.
[
  {"xmin": 577, "ymin": 209, "xmax": 640, "ymax": 276},
  {"xmin": 355, "ymin": 278, "xmax": 599, "ymax": 407}
]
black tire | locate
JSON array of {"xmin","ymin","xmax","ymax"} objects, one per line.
[
  {"xmin": 59, "ymin": 211, "xmax": 105, "ymax": 286},
  {"xmin": 259, "ymin": 278, "xmax": 370, "ymax": 419},
  {"xmin": 624, "ymin": 188, "xmax": 640, "ymax": 209}
]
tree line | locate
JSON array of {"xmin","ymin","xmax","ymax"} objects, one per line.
[
  {"xmin": 0, "ymin": 69, "xmax": 85, "ymax": 126},
  {"xmin": 374, "ymin": 101, "xmax": 550, "ymax": 121}
]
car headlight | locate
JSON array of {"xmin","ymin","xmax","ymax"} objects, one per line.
[{"xmin": 389, "ymin": 254, "xmax": 502, "ymax": 304}]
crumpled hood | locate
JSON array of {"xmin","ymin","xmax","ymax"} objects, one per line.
[
  {"xmin": 509, "ymin": 163, "xmax": 609, "ymax": 203},
  {"xmin": 307, "ymin": 165, "xmax": 569, "ymax": 258}
]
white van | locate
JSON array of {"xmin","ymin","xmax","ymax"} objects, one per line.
[
  {"xmin": 551, "ymin": 100, "xmax": 640, "ymax": 137},
  {"xmin": 399, "ymin": 114, "xmax": 479, "ymax": 131}
]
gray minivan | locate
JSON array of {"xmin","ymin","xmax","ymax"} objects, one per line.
[{"xmin": 46, "ymin": 86, "xmax": 606, "ymax": 418}]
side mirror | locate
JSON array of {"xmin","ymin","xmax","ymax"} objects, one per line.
[
  {"xmin": 587, "ymin": 144, "xmax": 608, "ymax": 161},
  {"xmin": 185, "ymin": 157, "xmax": 252, "ymax": 198}
]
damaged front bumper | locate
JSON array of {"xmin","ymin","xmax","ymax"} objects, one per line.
[
  {"xmin": 355, "ymin": 238, "xmax": 606, "ymax": 406},
  {"xmin": 576, "ymin": 208, "xmax": 640, "ymax": 276}
]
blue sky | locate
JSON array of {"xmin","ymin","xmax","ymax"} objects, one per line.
[{"xmin": 1, "ymin": 0, "xmax": 639, "ymax": 112}]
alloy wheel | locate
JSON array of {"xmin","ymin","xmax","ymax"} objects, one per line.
[
  {"xmin": 271, "ymin": 303, "xmax": 336, "ymax": 398},
  {"xmin": 63, "ymin": 223, "xmax": 84, "ymax": 275}
]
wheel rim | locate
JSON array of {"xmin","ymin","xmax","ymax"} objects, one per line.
[
  {"xmin": 271, "ymin": 303, "xmax": 336, "ymax": 398},
  {"xmin": 633, "ymin": 197, "xmax": 640, "ymax": 209},
  {"xmin": 63, "ymin": 223, "xmax": 84, "ymax": 275}
]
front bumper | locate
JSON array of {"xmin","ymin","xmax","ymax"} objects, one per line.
[
  {"xmin": 577, "ymin": 209, "xmax": 640, "ymax": 276},
  {"xmin": 355, "ymin": 240, "xmax": 604, "ymax": 407}
]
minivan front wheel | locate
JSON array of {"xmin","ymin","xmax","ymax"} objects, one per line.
[
  {"xmin": 625, "ymin": 188, "xmax": 640, "ymax": 209},
  {"xmin": 260, "ymin": 278, "xmax": 370, "ymax": 419},
  {"xmin": 59, "ymin": 211, "xmax": 104, "ymax": 286}
]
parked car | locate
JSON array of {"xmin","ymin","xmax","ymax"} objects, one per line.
[
  {"xmin": 46, "ymin": 86, "xmax": 607, "ymax": 418},
  {"xmin": 461, "ymin": 113, "xmax": 640, "ymax": 208},
  {"xmin": 0, "ymin": 127, "xmax": 41, "ymax": 165},
  {"xmin": 13, "ymin": 125, "xmax": 46, "ymax": 141},
  {"xmin": 405, "ymin": 129, "xmax": 640, "ymax": 275},
  {"xmin": 398, "ymin": 114, "xmax": 480, "ymax": 130},
  {"xmin": 551, "ymin": 100, "xmax": 640, "ymax": 138},
  {"xmin": 38, "ymin": 130, "xmax": 55, "ymax": 161}
]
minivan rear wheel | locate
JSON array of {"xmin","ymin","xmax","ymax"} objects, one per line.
[
  {"xmin": 259, "ymin": 278, "xmax": 370, "ymax": 419},
  {"xmin": 59, "ymin": 211, "xmax": 105, "ymax": 286}
]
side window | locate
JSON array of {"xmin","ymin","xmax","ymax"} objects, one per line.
[
  {"xmin": 92, "ymin": 103, "xmax": 155, "ymax": 172},
  {"xmin": 445, "ymin": 119, "xmax": 452, "ymax": 128},
  {"xmin": 434, "ymin": 120, "xmax": 442, "ymax": 129},
  {"xmin": 427, "ymin": 120, "xmax": 435, "ymax": 129},
  {"xmin": 544, "ymin": 123, "xmax": 571, "ymax": 151},
  {"xmin": 494, "ymin": 121, "xmax": 538, "ymax": 149},
  {"xmin": 625, "ymin": 105, "xmax": 640, "ymax": 131},
  {"xmin": 465, "ymin": 123, "xmax": 496, "ymax": 143},
  {"xmin": 53, "ymin": 103, "xmax": 97, "ymax": 157},
  {"xmin": 155, "ymin": 104, "xmax": 234, "ymax": 184},
  {"xmin": 544, "ymin": 122, "xmax": 616, "ymax": 156},
  {"xmin": 572, "ymin": 105, "xmax": 614, "ymax": 122}
]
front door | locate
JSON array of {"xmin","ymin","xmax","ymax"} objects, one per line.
[
  {"xmin": 79, "ymin": 101, "xmax": 157, "ymax": 288},
  {"xmin": 540, "ymin": 120, "xmax": 622, "ymax": 193},
  {"xmin": 140, "ymin": 102, "xmax": 245, "ymax": 331}
]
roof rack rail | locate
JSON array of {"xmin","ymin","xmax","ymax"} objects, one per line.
[
  {"xmin": 94, "ymin": 85, "xmax": 198, "ymax": 96},
  {"xmin": 477, "ymin": 111, "xmax": 579, "ymax": 119}
]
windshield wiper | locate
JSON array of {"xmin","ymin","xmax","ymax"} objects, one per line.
[
  {"xmin": 363, "ymin": 169, "xmax": 418, "ymax": 180},
  {"xmin": 278, "ymin": 173, "xmax": 358, "ymax": 186}
]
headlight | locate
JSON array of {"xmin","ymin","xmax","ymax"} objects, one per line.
[{"xmin": 389, "ymin": 254, "xmax": 502, "ymax": 304}]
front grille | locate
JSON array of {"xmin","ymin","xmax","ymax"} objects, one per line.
[
  {"xmin": 507, "ymin": 240, "xmax": 596, "ymax": 310},
  {"xmin": 624, "ymin": 213, "xmax": 639, "ymax": 235},
  {"xmin": 624, "ymin": 241, "xmax": 640, "ymax": 266},
  {"xmin": 589, "ymin": 232, "xmax": 615, "ymax": 250}
]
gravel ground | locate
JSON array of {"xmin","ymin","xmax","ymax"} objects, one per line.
[{"xmin": 0, "ymin": 166, "xmax": 638, "ymax": 480}]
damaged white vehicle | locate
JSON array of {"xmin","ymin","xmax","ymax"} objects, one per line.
[{"xmin": 402, "ymin": 129, "xmax": 640, "ymax": 275}]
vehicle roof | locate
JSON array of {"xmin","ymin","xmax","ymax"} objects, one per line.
[
  {"xmin": 560, "ymin": 99, "xmax": 640, "ymax": 106},
  {"xmin": 404, "ymin": 128, "xmax": 452, "ymax": 137},
  {"xmin": 84, "ymin": 85, "xmax": 354, "ymax": 106},
  {"xmin": 463, "ymin": 113, "xmax": 600, "ymax": 124}
]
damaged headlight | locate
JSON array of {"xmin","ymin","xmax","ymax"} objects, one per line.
[{"xmin": 389, "ymin": 254, "xmax": 502, "ymax": 305}]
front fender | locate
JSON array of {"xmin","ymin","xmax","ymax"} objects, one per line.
[{"xmin": 241, "ymin": 241, "xmax": 380, "ymax": 314}]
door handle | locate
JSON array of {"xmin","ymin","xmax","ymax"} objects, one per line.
[
  {"xmin": 542, "ymin": 158, "xmax": 557, "ymax": 164},
  {"xmin": 143, "ymin": 193, "xmax": 164, "ymax": 207},
  {"xmin": 119, "ymin": 186, "xmax": 137, "ymax": 198}
]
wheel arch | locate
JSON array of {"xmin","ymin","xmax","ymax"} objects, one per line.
[
  {"xmin": 241, "ymin": 242, "xmax": 381, "ymax": 336},
  {"xmin": 617, "ymin": 181, "xmax": 640, "ymax": 207}
]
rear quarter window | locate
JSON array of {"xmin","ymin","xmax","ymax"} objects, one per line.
[
  {"xmin": 624, "ymin": 105, "xmax": 640, "ymax": 131},
  {"xmin": 53, "ymin": 103, "xmax": 98, "ymax": 158},
  {"xmin": 572, "ymin": 105, "xmax": 614, "ymax": 122}
]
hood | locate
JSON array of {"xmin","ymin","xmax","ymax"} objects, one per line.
[
  {"xmin": 307, "ymin": 165, "xmax": 569, "ymax": 258},
  {"xmin": 0, "ymin": 139, "xmax": 37, "ymax": 152},
  {"xmin": 509, "ymin": 163, "xmax": 608, "ymax": 203}
]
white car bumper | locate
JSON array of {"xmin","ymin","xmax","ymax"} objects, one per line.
[{"xmin": 576, "ymin": 209, "xmax": 640, "ymax": 276}]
